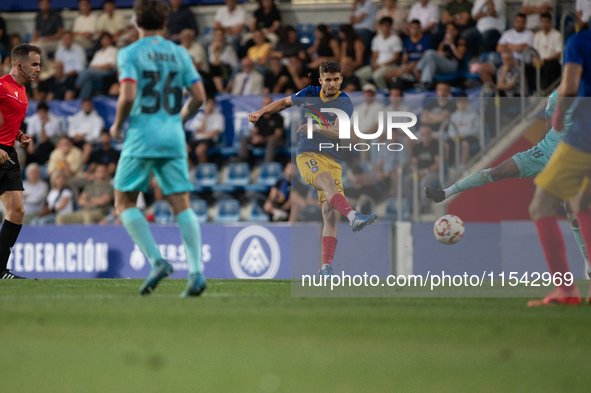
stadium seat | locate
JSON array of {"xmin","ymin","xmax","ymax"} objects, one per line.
[
  {"xmin": 190, "ymin": 199, "xmax": 208, "ymax": 223},
  {"xmin": 152, "ymin": 200, "xmax": 174, "ymax": 224},
  {"xmin": 296, "ymin": 23, "xmax": 315, "ymax": 47},
  {"xmin": 194, "ymin": 163, "xmax": 218, "ymax": 190},
  {"xmin": 384, "ymin": 197, "xmax": 410, "ymax": 221},
  {"xmin": 213, "ymin": 163, "xmax": 251, "ymax": 192},
  {"xmin": 358, "ymin": 161, "xmax": 374, "ymax": 173},
  {"xmin": 245, "ymin": 162, "xmax": 283, "ymax": 192},
  {"xmin": 247, "ymin": 201, "xmax": 270, "ymax": 222},
  {"xmin": 215, "ymin": 199, "xmax": 241, "ymax": 223}
]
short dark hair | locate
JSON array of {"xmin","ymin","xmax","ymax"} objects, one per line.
[
  {"xmin": 516, "ymin": 13, "xmax": 527, "ymax": 20},
  {"xmin": 410, "ymin": 19, "xmax": 421, "ymax": 26},
  {"xmin": 319, "ymin": 60, "xmax": 341, "ymax": 76},
  {"xmin": 37, "ymin": 101, "xmax": 49, "ymax": 111},
  {"xmin": 540, "ymin": 12, "xmax": 552, "ymax": 20},
  {"xmin": 135, "ymin": 0, "xmax": 170, "ymax": 31},
  {"xmin": 379, "ymin": 16, "xmax": 393, "ymax": 26},
  {"xmin": 104, "ymin": 0, "xmax": 115, "ymax": 4},
  {"xmin": 11, "ymin": 44, "xmax": 42, "ymax": 64}
]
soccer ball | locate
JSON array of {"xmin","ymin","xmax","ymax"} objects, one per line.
[{"xmin": 434, "ymin": 215, "xmax": 465, "ymax": 245}]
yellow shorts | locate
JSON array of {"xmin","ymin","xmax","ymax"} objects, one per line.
[
  {"xmin": 534, "ymin": 142, "xmax": 591, "ymax": 201},
  {"xmin": 296, "ymin": 152, "xmax": 345, "ymax": 206}
]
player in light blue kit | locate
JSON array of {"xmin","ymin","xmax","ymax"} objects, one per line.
[
  {"xmin": 424, "ymin": 91, "xmax": 589, "ymax": 265},
  {"xmin": 109, "ymin": 0, "xmax": 206, "ymax": 296}
]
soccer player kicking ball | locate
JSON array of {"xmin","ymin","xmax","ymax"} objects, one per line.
[
  {"xmin": 0, "ymin": 44, "xmax": 37, "ymax": 279},
  {"xmin": 248, "ymin": 61, "xmax": 378, "ymax": 277},
  {"xmin": 425, "ymin": 91, "xmax": 589, "ymax": 268},
  {"xmin": 529, "ymin": 31, "xmax": 591, "ymax": 306},
  {"xmin": 110, "ymin": 0, "xmax": 206, "ymax": 296}
]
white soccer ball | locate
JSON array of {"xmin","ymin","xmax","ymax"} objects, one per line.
[{"xmin": 434, "ymin": 215, "xmax": 465, "ymax": 245}]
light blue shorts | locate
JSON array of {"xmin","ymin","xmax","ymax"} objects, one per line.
[
  {"xmin": 114, "ymin": 155, "xmax": 193, "ymax": 196},
  {"xmin": 512, "ymin": 146, "xmax": 550, "ymax": 178}
]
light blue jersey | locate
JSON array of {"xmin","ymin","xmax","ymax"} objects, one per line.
[
  {"xmin": 538, "ymin": 91, "xmax": 574, "ymax": 156},
  {"xmin": 117, "ymin": 35, "xmax": 201, "ymax": 158}
]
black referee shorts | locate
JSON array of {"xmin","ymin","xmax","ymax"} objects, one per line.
[{"xmin": 0, "ymin": 145, "xmax": 24, "ymax": 196}]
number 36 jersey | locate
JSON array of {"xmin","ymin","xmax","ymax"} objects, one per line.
[{"xmin": 117, "ymin": 35, "xmax": 201, "ymax": 158}]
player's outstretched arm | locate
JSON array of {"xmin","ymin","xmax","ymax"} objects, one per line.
[
  {"xmin": 181, "ymin": 81, "xmax": 206, "ymax": 123},
  {"xmin": 110, "ymin": 81, "xmax": 137, "ymax": 141},
  {"xmin": 249, "ymin": 96, "xmax": 292, "ymax": 123}
]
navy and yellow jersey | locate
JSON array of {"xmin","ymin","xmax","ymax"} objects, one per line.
[
  {"xmin": 291, "ymin": 85, "xmax": 354, "ymax": 163},
  {"xmin": 562, "ymin": 31, "xmax": 591, "ymax": 153}
]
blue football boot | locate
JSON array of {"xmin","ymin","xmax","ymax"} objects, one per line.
[
  {"xmin": 139, "ymin": 259, "xmax": 173, "ymax": 295},
  {"xmin": 350, "ymin": 212, "xmax": 378, "ymax": 233}
]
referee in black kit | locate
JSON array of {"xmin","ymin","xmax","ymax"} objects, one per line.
[{"xmin": 0, "ymin": 44, "xmax": 38, "ymax": 279}]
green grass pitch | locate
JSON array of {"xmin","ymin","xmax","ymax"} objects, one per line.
[{"xmin": 1, "ymin": 279, "xmax": 590, "ymax": 392}]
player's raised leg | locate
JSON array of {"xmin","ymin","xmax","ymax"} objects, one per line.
[
  {"xmin": 572, "ymin": 187, "xmax": 591, "ymax": 304},
  {"xmin": 563, "ymin": 200, "xmax": 590, "ymax": 270},
  {"xmin": 167, "ymin": 192, "xmax": 206, "ymax": 297},
  {"xmin": 115, "ymin": 190, "xmax": 172, "ymax": 295},
  {"xmin": 315, "ymin": 171, "xmax": 377, "ymax": 232},
  {"xmin": 528, "ymin": 187, "xmax": 581, "ymax": 306},
  {"xmin": 425, "ymin": 157, "xmax": 520, "ymax": 203}
]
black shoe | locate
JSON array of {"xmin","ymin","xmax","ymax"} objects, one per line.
[
  {"xmin": 0, "ymin": 270, "xmax": 26, "ymax": 279},
  {"xmin": 424, "ymin": 186, "xmax": 446, "ymax": 203}
]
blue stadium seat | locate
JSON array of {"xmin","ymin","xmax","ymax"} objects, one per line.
[
  {"xmin": 358, "ymin": 161, "xmax": 374, "ymax": 173},
  {"xmin": 213, "ymin": 163, "xmax": 250, "ymax": 192},
  {"xmin": 153, "ymin": 200, "xmax": 174, "ymax": 224},
  {"xmin": 247, "ymin": 201, "xmax": 270, "ymax": 222},
  {"xmin": 190, "ymin": 199, "xmax": 208, "ymax": 223},
  {"xmin": 384, "ymin": 197, "xmax": 410, "ymax": 221},
  {"xmin": 296, "ymin": 23, "xmax": 315, "ymax": 47},
  {"xmin": 245, "ymin": 162, "xmax": 283, "ymax": 192},
  {"xmin": 194, "ymin": 163, "xmax": 218, "ymax": 190},
  {"xmin": 215, "ymin": 199, "xmax": 241, "ymax": 223}
]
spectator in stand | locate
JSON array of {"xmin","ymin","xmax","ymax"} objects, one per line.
[
  {"xmin": 72, "ymin": 0, "xmax": 98, "ymax": 49},
  {"xmin": 384, "ymin": 19, "xmax": 431, "ymax": 86},
  {"xmin": 532, "ymin": 13, "xmax": 562, "ymax": 90},
  {"xmin": 25, "ymin": 101, "xmax": 65, "ymax": 165},
  {"xmin": 0, "ymin": 16, "xmax": 8, "ymax": 53},
  {"xmin": 307, "ymin": 24, "xmax": 340, "ymax": 69},
  {"xmin": 356, "ymin": 17, "xmax": 403, "ymax": 90},
  {"xmin": 496, "ymin": 49, "xmax": 521, "ymax": 97},
  {"xmin": 264, "ymin": 55, "xmax": 290, "ymax": 94},
  {"xmin": 67, "ymin": 98, "xmax": 105, "ymax": 162},
  {"xmin": 577, "ymin": 0, "xmax": 591, "ymax": 31},
  {"xmin": 88, "ymin": 130, "xmax": 119, "ymax": 177},
  {"xmin": 209, "ymin": 27, "xmax": 239, "ymax": 93},
  {"xmin": 167, "ymin": 0, "xmax": 197, "ymax": 43},
  {"xmin": 284, "ymin": 55, "xmax": 313, "ymax": 93},
  {"xmin": 420, "ymin": 82, "xmax": 456, "ymax": 134},
  {"xmin": 76, "ymin": 32, "xmax": 118, "ymax": 99},
  {"xmin": 478, "ymin": 14, "xmax": 533, "ymax": 86},
  {"xmin": 31, "ymin": 0, "xmax": 64, "ymax": 66},
  {"xmin": 339, "ymin": 24, "xmax": 366, "ymax": 71},
  {"xmin": 54, "ymin": 31, "xmax": 86, "ymax": 81},
  {"xmin": 350, "ymin": 0, "xmax": 378, "ymax": 46},
  {"xmin": 248, "ymin": 0, "xmax": 282, "ymax": 45},
  {"xmin": 442, "ymin": 0, "xmax": 474, "ymax": 34},
  {"xmin": 353, "ymin": 83, "xmax": 386, "ymax": 160},
  {"xmin": 521, "ymin": 0, "xmax": 554, "ymax": 31},
  {"xmin": 228, "ymin": 57, "xmax": 264, "ymax": 95},
  {"xmin": 272, "ymin": 25, "xmax": 307, "ymax": 61},
  {"xmin": 48, "ymin": 135, "xmax": 83, "ymax": 179},
  {"xmin": 214, "ymin": 0, "xmax": 246, "ymax": 48},
  {"xmin": 463, "ymin": 0, "xmax": 506, "ymax": 54},
  {"xmin": 97, "ymin": 0, "xmax": 126, "ymax": 42},
  {"xmin": 56, "ymin": 163, "xmax": 113, "ymax": 225},
  {"xmin": 238, "ymin": 95, "xmax": 284, "ymax": 163},
  {"xmin": 179, "ymin": 29, "xmax": 209, "ymax": 76},
  {"xmin": 39, "ymin": 61, "xmax": 76, "ymax": 101},
  {"xmin": 376, "ymin": 0, "xmax": 408, "ymax": 35},
  {"xmin": 185, "ymin": 97, "xmax": 225, "ymax": 164},
  {"xmin": 414, "ymin": 22, "xmax": 466, "ymax": 90},
  {"xmin": 22, "ymin": 164, "xmax": 49, "ymax": 224},
  {"xmin": 264, "ymin": 162, "xmax": 292, "ymax": 222},
  {"xmin": 448, "ymin": 93, "xmax": 480, "ymax": 168},
  {"xmin": 406, "ymin": 0, "xmax": 440, "ymax": 36},
  {"xmin": 341, "ymin": 58, "xmax": 362, "ymax": 92},
  {"xmin": 31, "ymin": 171, "xmax": 74, "ymax": 226},
  {"xmin": 404, "ymin": 124, "xmax": 440, "ymax": 212},
  {"xmin": 247, "ymin": 29, "xmax": 272, "ymax": 72}
]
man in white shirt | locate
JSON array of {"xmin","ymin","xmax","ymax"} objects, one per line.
[
  {"xmin": 532, "ymin": 13, "xmax": 563, "ymax": 89},
  {"xmin": 72, "ymin": 0, "xmax": 98, "ymax": 48},
  {"xmin": 407, "ymin": 0, "xmax": 441, "ymax": 35},
  {"xmin": 448, "ymin": 94, "xmax": 480, "ymax": 168},
  {"xmin": 462, "ymin": 0, "xmax": 506, "ymax": 53},
  {"xmin": 54, "ymin": 31, "xmax": 86, "ymax": 80},
  {"xmin": 229, "ymin": 57, "xmax": 264, "ymax": 96},
  {"xmin": 497, "ymin": 13, "xmax": 534, "ymax": 61},
  {"xmin": 214, "ymin": 0, "xmax": 246, "ymax": 48},
  {"xmin": 576, "ymin": 0, "xmax": 591, "ymax": 30},
  {"xmin": 355, "ymin": 17, "xmax": 403, "ymax": 90},
  {"xmin": 350, "ymin": 0, "xmax": 378, "ymax": 45},
  {"xmin": 520, "ymin": 0, "xmax": 554, "ymax": 31},
  {"xmin": 185, "ymin": 97, "xmax": 225, "ymax": 164},
  {"xmin": 354, "ymin": 83, "xmax": 386, "ymax": 161},
  {"xmin": 179, "ymin": 28, "xmax": 209, "ymax": 74},
  {"xmin": 22, "ymin": 163, "xmax": 50, "ymax": 224},
  {"xmin": 76, "ymin": 32, "xmax": 118, "ymax": 99},
  {"xmin": 26, "ymin": 101, "xmax": 66, "ymax": 164},
  {"xmin": 67, "ymin": 98, "xmax": 106, "ymax": 162},
  {"xmin": 96, "ymin": 0, "xmax": 127, "ymax": 41}
]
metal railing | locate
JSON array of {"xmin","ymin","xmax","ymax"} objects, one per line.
[
  {"xmin": 520, "ymin": 46, "xmax": 542, "ymax": 109},
  {"xmin": 479, "ymin": 82, "xmax": 500, "ymax": 150}
]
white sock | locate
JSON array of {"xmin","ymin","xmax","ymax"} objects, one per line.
[
  {"xmin": 443, "ymin": 188, "xmax": 453, "ymax": 198},
  {"xmin": 347, "ymin": 211, "xmax": 356, "ymax": 222}
]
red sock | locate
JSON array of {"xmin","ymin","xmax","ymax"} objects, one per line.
[
  {"xmin": 576, "ymin": 208, "xmax": 591, "ymax": 271},
  {"xmin": 330, "ymin": 194, "xmax": 354, "ymax": 218},
  {"xmin": 322, "ymin": 236, "xmax": 337, "ymax": 265},
  {"xmin": 534, "ymin": 216, "xmax": 572, "ymax": 290}
]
